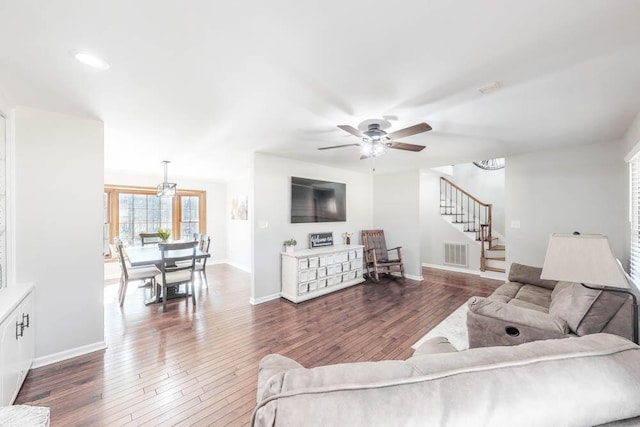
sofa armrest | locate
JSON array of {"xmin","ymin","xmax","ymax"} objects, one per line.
[
  {"xmin": 467, "ymin": 297, "xmax": 570, "ymax": 348},
  {"xmin": 412, "ymin": 336, "xmax": 458, "ymax": 357},
  {"xmin": 257, "ymin": 354, "xmax": 304, "ymax": 403}
]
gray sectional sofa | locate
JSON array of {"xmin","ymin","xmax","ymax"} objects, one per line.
[
  {"xmin": 252, "ymin": 334, "xmax": 640, "ymax": 426},
  {"xmin": 467, "ymin": 263, "xmax": 633, "ymax": 348}
]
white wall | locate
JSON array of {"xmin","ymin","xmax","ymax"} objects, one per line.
[
  {"xmin": 623, "ymin": 111, "xmax": 640, "ymax": 157},
  {"xmin": 506, "ymin": 139, "xmax": 628, "ymax": 268},
  {"xmin": 252, "ymin": 153, "xmax": 373, "ymax": 302},
  {"xmin": 226, "ymin": 178, "xmax": 251, "ymax": 272},
  {"xmin": 104, "ymin": 171, "xmax": 227, "ymax": 264},
  {"xmin": 373, "ymin": 170, "xmax": 423, "ymax": 279},
  {"xmin": 451, "ymin": 163, "xmax": 505, "ymax": 235},
  {"xmin": 420, "ymin": 169, "xmax": 481, "ymax": 270},
  {"xmin": 15, "ymin": 107, "xmax": 105, "ymax": 360}
]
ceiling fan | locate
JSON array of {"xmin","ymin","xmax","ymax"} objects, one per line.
[{"xmin": 318, "ymin": 120, "xmax": 432, "ymax": 159}]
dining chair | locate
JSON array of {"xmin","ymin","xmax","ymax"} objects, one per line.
[
  {"xmin": 140, "ymin": 232, "xmax": 162, "ymax": 246},
  {"xmin": 194, "ymin": 234, "xmax": 211, "ymax": 277},
  {"xmin": 156, "ymin": 241, "xmax": 198, "ymax": 312},
  {"xmin": 114, "ymin": 238, "xmax": 161, "ymax": 306}
]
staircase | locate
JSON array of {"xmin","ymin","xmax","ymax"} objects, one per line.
[{"xmin": 440, "ymin": 177, "xmax": 506, "ymax": 274}]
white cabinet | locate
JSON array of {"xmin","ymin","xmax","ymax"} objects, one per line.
[
  {"xmin": 281, "ymin": 245, "xmax": 364, "ymax": 303},
  {"xmin": 0, "ymin": 285, "xmax": 35, "ymax": 406}
]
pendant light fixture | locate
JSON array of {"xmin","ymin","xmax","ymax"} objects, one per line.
[
  {"xmin": 473, "ymin": 158, "xmax": 505, "ymax": 170},
  {"xmin": 157, "ymin": 160, "xmax": 177, "ymax": 197}
]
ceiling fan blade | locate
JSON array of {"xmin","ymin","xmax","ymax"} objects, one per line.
[
  {"xmin": 318, "ymin": 143, "xmax": 360, "ymax": 151},
  {"xmin": 337, "ymin": 125, "xmax": 364, "ymax": 138},
  {"xmin": 387, "ymin": 123, "xmax": 432, "ymax": 140},
  {"xmin": 388, "ymin": 141, "xmax": 426, "ymax": 152},
  {"xmin": 360, "ymin": 154, "xmax": 371, "ymax": 160}
]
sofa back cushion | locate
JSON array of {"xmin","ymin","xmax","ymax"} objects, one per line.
[
  {"xmin": 508, "ymin": 263, "xmax": 558, "ymax": 290},
  {"xmin": 253, "ymin": 334, "xmax": 640, "ymax": 427},
  {"xmin": 549, "ymin": 282, "xmax": 629, "ymax": 335}
]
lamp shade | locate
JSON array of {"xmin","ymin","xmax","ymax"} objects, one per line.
[{"xmin": 540, "ymin": 233, "xmax": 629, "ymax": 289}]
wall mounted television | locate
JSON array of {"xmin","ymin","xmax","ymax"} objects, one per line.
[{"xmin": 291, "ymin": 176, "xmax": 346, "ymax": 223}]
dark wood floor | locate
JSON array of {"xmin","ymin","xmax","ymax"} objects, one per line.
[{"xmin": 16, "ymin": 265, "xmax": 500, "ymax": 426}]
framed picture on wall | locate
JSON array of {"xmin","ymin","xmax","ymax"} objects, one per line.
[{"xmin": 231, "ymin": 195, "xmax": 248, "ymax": 220}]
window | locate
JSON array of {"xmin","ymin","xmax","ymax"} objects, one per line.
[
  {"xmin": 104, "ymin": 185, "xmax": 206, "ymax": 256},
  {"xmin": 180, "ymin": 195, "xmax": 199, "ymax": 239}
]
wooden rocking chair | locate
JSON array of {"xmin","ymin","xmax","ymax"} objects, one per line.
[{"xmin": 361, "ymin": 229, "xmax": 405, "ymax": 282}]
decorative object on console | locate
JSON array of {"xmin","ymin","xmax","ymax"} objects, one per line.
[
  {"xmin": 541, "ymin": 233, "xmax": 639, "ymax": 344},
  {"xmin": 156, "ymin": 160, "xmax": 177, "ymax": 197},
  {"xmin": 343, "ymin": 232, "xmax": 352, "ymax": 245},
  {"xmin": 157, "ymin": 227, "xmax": 171, "ymax": 242},
  {"xmin": 283, "ymin": 238, "xmax": 297, "ymax": 254},
  {"xmin": 309, "ymin": 232, "xmax": 333, "ymax": 248}
]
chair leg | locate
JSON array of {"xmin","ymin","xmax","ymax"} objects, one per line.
[
  {"xmin": 191, "ymin": 282, "xmax": 196, "ymax": 306},
  {"xmin": 373, "ymin": 268, "xmax": 379, "ymax": 282},
  {"xmin": 162, "ymin": 283, "xmax": 168, "ymax": 312},
  {"xmin": 119, "ymin": 279, "xmax": 128, "ymax": 307}
]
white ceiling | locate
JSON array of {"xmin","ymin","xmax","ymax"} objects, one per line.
[{"xmin": 1, "ymin": 0, "xmax": 640, "ymax": 181}]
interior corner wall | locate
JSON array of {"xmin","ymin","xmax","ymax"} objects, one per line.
[
  {"xmin": 505, "ymin": 139, "xmax": 628, "ymax": 269},
  {"xmin": 226, "ymin": 178, "xmax": 251, "ymax": 272},
  {"xmin": 103, "ymin": 171, "xmax": 227, "ymax": 265},
  {"xmin": 251, "ymin": 153, "xmax": 373, "ymax": 302},
  {"xmin": 373, "ymin": 169, "xmax": 423, "ymax": 279},
  {"xmin": 14, "ymin": 107, "xmax": 105, "ymax": 359},
  {"xmin": 420, "ymin": 170, "xmax": 481, "ymax": 270}
]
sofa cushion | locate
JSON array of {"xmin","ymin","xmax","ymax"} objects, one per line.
[
  {"xmin": 513, "ymin": 284, "xmax": 552, "ymax": 310},
  {"xmin": 508, "ymin": 263, "xmax": 558, "ymax": 290},
  {"xmin": 549, "ymin": 282, "xmax": 630, "ymax": 335},
  {"xmin": 489, "ymin": 282, "xmax": 522, "ymax": 303},
  {"xmin": 508, "ymin": 299, "xmax": 548, "ymax": 312}
]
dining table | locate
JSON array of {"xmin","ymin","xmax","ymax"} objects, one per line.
[
  {"xmin": 125, "ymin": 245, "xmax": 210, "ymax": 267},
  {"xmin": 125, "ymin": 245, "xmax": 211, "ymax": 304}
]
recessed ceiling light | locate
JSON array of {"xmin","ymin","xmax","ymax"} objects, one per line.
[
  {"xmin": 72, "ymin": 51, "xmax": 110, "ymax": 70},
  {"xmin": 478, "ymin": 82, "xmax": 502, "ymax": 94}
]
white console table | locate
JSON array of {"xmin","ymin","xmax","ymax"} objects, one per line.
[
  {"xmin": 281, "ymin": 244, "xmax": 365, "ymax": 303},
  {"xmin": 0, "ymin": 284, "xmax": 35, "ymax": 405}
]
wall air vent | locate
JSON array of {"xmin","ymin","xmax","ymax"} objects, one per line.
[{"xmin": 443, "ymin": 242, "xmax": 469, "ymax": 267}]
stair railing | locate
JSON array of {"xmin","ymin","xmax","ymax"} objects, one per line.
[{"xmin": 440, "ymin": 177, "xmax": 493, "ymax": 271}]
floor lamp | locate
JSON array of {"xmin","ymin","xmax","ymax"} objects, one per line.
[{"xmin": 540, "ymin": 233, "xmax": 639, "ymax": 345}]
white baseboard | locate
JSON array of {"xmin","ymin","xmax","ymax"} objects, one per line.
[
  {"xmin": 249, "ymin": 293, "xmax": 281, "ymax": 305},
  {"xmin": 422, "ymin": 263, "xmax": 482, "ymax": 276},
  {"xmin": 390, "ymin": 272, "xmax": 423, "ymax": 281},
  {"xmin": 422, "ymin": 263, "xmax": 506, "ymax": 281},
  {"xmin": 223, "ymin": 260, "xmax": 251, "ymax": 273},
  {"xmin": 32, "ymin": 340, "xmax": 107, "ymax": 369}
]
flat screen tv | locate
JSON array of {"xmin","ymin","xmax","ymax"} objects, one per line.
[{"xmin": 291, "ymin": 176, "xmax": 346, "ymax": 223}]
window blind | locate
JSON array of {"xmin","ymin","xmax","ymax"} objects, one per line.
[{"xmin": 630, "ymin": 155, "xmax": 640, "ymax": 281}]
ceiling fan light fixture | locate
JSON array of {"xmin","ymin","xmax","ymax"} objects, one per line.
[{"xmin": 360, "ymin": 141, "xmax": 388, "ymax": 157}]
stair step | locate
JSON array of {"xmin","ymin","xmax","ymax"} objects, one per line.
[
  {"xmin": 452, "ymin": 221, "xmax": 473, "ymax": 224},
  {"xmin": 484, "ymin": 266, "xmax": 506, "ymax": 273},
  {"xmin": 491, "ymin": 245, "xmax": 506, "ymax": 250},
  {"xmin": 485, "ymin": 256, "xmax": 505, "ymax": 261}
]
